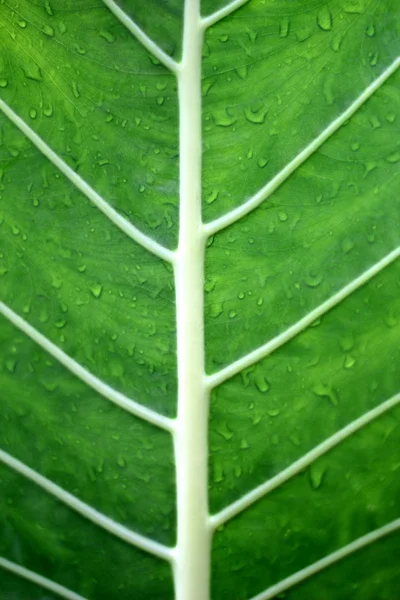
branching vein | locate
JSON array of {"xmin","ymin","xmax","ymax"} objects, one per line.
[
  {"xmin": 0, "ymin": 302, "xmax": 175, "ymax": 433},
  {"xmin": 102, "ymin": 0, "xmax": 179, "ymax": 73},
  {"xmin": 210, "ymin": 391, "xmax": 400, "ymax": 528},
  {"xmin": 202, "ymin": 0, "xmax": 251, "ymax": 29},
  {"xmin": 247, "ymin": 518, "xmax": 400, "ymax": 600},
  {"xmin": 0, "ymin": 556, "xmax": 87, "ymax": 600},
  {"xmin": 0, "ymin": 449, "xmax": 174, "ymax": 562},
  {"xmin": 203, "ymin": 57, "xmax": 400, "ymax": 237},
  {"xmin": 207, "ymin": 245, "xmax": 400, "ymax": 389},
  {"xmin": 0, "ymin": 98, "xmax": 175, "ymax": 264}
]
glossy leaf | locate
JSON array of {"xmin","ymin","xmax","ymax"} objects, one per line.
[{"xmin": 0, "ymin": 0, "xmax": 399, "ymax": 599}]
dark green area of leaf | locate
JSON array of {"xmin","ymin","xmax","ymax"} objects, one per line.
[{"xmin": 0, "ymin": 466, "xmax": 174, "ymax": 599}]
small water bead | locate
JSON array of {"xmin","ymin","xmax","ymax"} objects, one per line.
[
  {"xmin": 255, "ymin": 374, "xmax": 269, "ymax": 393},
  {"xmin": 308, "ymin": 463, "xmax": 327, "ymax": 490},
  {"xmin": 317, "ymin": 8, "xmax": 333, "ymax": 31},
  {"xmin": 244, "ymin": 105, "xmax": 268, "ymax": 124},
  {"xmin": 89, "ymin": 283, "xmax": 103, "ymax": 298},
  {"xmin": 343, "ymin": 354, "xmax": 357, "ymax": 369},
  {"xmin": 42, "ymin": 25, "xmax": 54, "ymax": 37},
  {"xmin": 304, "ymin": 271, "xmax": 322, "ymax": 288},
  {"xmin": 206, "ymin": 189, "xmax": 218, "ymax": 205},
  {"xmin": 365, "ymin": 23, "xmax": 375, "ymax": 37},
  {"xmin": 99, "ymin": 30, "xmax": 115, "ymax": 43},
  {"xmin": 280, "ymin": 17, "xmax": 290, "ymax": 38}
]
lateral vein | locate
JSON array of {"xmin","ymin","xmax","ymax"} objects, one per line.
[
  {"xmin": 102, "ymin": 0, "xmax": 179, "ymax": 73},
  {"xmin": 210, "ymin": 392, "xmax": 400, "ymax": 528},
  {"xmin": 203, "ymin": 57, "xmax": 400, "ymax": 237},
  {"xmin": 0, "ymin": 449, "xmax": 174, "ymax": 562},
  {"xmin": 206, "ymin": 246, "xmax": 400, "ymax": 389},
  {"xmin": 0, "ymin": 98, "xmax": 175, "ymax": 264},
  {"xmin": 202, "ymin": 0, "xmax": 251, "ymax": 29},
  {"xmin": 247, "ymin": 518, "xmax": 400, "ymax": 600},
  {"xmin": 0, "ymin": 556, "xmax": 87, "ymax": 600},
  {"xmin": 0, "ymin": 302, "xmax": 175, "ymax": 433}
]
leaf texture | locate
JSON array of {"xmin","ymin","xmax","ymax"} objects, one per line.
[{"xmin": 0, "ymin": 0, "xmax": 399, "ymax": 599}]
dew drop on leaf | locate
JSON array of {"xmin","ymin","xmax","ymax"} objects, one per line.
[
  {"xmin": 304, "ymin": 270, "xmax": 323, "ymax": 288},
  {"xmin": 255, "ymin": 374, "xmax": 270, "ymax": 393},
  {"xmin": 313, "ymin": 382, "xmax": 338, "ymax": 406},
  {"xmin": 317, "ymin": 8, "xmax": 333, "ymax": 31},
  {"xmin": 99, "ymin": 30, "xmax": 115, "ymax": 43},
  {"xmin": 42, "ymin": 25, "xmax": 54, "ymax": 37},
  {"xmin": 308, "ymin": 463, "xmax": 327, "ymax": 489},
  {"xmin": 89, "ymin": 283, "xmax": 103, "ymax": 298},
  {"xmin": 280, "ymin": 17, "xmax": 290, "ymax": 38},
  {"xmin": 343, "ymin": 354, "xmax": 357, "ymax": 369}
]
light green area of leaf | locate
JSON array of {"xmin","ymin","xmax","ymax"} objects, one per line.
[{"xmin": 0, "ymin": 0, "xmax": 399, "ymax": 599}]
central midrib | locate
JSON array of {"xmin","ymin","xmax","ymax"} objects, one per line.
[{"xmin": 173, "ymin": 1, "xmax": 210, "ymax": 599}]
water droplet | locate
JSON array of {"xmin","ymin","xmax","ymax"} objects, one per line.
[
  {"xmin": 313, "ymin": 382, "xmax": 338, "ymax": 406},
  {"xmin": 235, "ymin": 66, "xmax": 247, "ymax": 80},
  {"xmin": 100, "ymin": 30, "xmax": 115, "ymax": 43},
  {"xmin": 45, "ymin": 0, "xmax": 54, "ymax": 15},
  {"xmin": 341, "ymin": 238, "xmax": 354, "ymax": 253},
  {"xmin": 17, "ymin": 20, "xmax": 27, "ymax": 28},
  {"xmin": 240, "ymin": 439, "xmax": 250, "ymax": 449},
  {"xmin": 219, "ymin": 34, "xmax": 229, "ymax": 42},
  {"xmin": 331, "ymin": 36, "xmax": 342, "ymax": 52},
  {"xmin": 280, "ymin": 17, "xmax": 290, "ymax": 38},
  {"xmin": 0, "ymin": 79, "xmax": 8, "ymax": 88},
  {"xmin": 365, "ymin": 23, "xmax": 375, "ymax": 36},
  {"xmin": 308, "ymin": 464, "xmax": 327, "ymax": 489},
  {"xmin": 255, "ymin": 374, "xmax": 270, "ymax": 393},
  {"xmin": 369, "ymin": 51, "xmax": 378, "ymax": 66},
  {"xmin": 29, "ymin": 108, "xmax": 37, "ymax": 119},
  {"xmin": 213, "ymin": 462, "xmax": 224, "ymax": 483},
  {"xmin": 55, "ymin": 318, "xmax": 66, "ymax": 329},
  {"xmin": 257, "ymin": 157, "xmax": 269, "ymax": 168},
  {"xmin": 304, "ymin": 271, "xmax": 322, "ymax": 288},
  {"xmin": 72, "ymin": 82, "xmax": 80, "ymax": 98},
  {"xmin": 244, "ymin": 105, "xmax": 268, "ymax": 124},
  {"xmin": 386, "ymin": 112, "xmax": 396, "ymax": 123},
  {"xmin": 213, "ymin": 108, "xmax": 237, "ymax": 127},
  {"xmin": 117, "ymin": 455, "xmax": 126, "ymax": 468},
  {"xmin": 209, "ymin": 302, "xmax": 223, "ymax": 318},
  {"xmin": 344, "ymin": 0, "xmax": 365, "ymax": 14},
  {"xmin": 89, "ymin": 283, "xmax": 103, "ymax": 298},
  {"xmin": 386, "ymin": 151, "xmax": 400, "ymax": 163},
  {"xmin": 43, "ymin": 104, "xmax": 53, "ymax": 117},
  {"xmin": 384, "ymin": 313, "xmax": 398, "ymax": 328},
  {"xmin": 206, "ymin": 189, "xmax": 219, "ymax": 205},
  {"xmin": 6, "ymin": 358, "xmax": 17, "ymax": 373},
  {"xmin": 42, "ymin": 25, "xmax": 54, "ymax": 37},
  {"xmin": 267, "ymin": 408, "xmax": 280, "ymax": 417},
  {"xmin": 343, "ymin": 354, "xmax": 356, "ymax": 369},
  {"xmin": 317, "ymin": 8, "xmax": 332, "ymax": 31},
  {"xmin": 369, "ymin": 115, "xmax": 381, "ymax": 129},
  {"xmin": 216, "ymin": 422, "xmax": 233, "ymax": 441},
  {"xmin": 278, "ymin": 210, "xmax": 288, "ymax": 222}
]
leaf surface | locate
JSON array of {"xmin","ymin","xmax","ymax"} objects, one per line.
[{"xmin": 0, "ymin": 0, "xmax": 399, "ymax": 599}]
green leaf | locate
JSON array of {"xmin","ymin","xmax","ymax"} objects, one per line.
[{"xmin": 0, "ymin": 1, "xmax": 399, "ymax": 599}]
